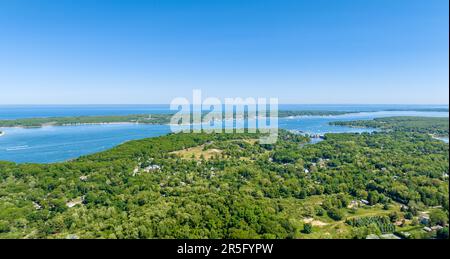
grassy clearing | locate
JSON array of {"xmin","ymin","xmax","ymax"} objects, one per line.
[{"xmin": 171, "ymin": 145, "xmax": 223, "ymax": 160}]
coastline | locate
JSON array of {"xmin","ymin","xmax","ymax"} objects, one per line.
[
  {"xmin": 431, "ymin": 134, "xmax": 449, "ymax": 143},
  {"xmin": 0, "ymin": 121, "xmax": 168, "ymax": 129},
  {"xmin": 0, "ymin": 108, "xmax": 448, "ymax": 129},
  {"xmin": 0, "ymin": 114, "xmax": 343, "ymax": 129},
  {"xmin": 1, "ymin": 112, "xmax": 448, "ymax": 164}
]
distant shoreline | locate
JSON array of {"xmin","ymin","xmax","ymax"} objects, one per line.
[
  {"xmin": 0, "ymin": 121, "xmax": 161, "ymax": 129},
  {"xmin": 0, "ymin": 108, "xmax": 448, "ymax": 129}
]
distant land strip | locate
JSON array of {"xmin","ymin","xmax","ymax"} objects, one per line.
[
  {"xmin": 0, "ymin": 108, "xmax": 447, "ymax": 128},
  {"xmin": 330, "ymin": 116, "xmax": 449, "ymax": 137},
  {"xmin": 0, "ymin": 111, "xmax": 351, "ymax": 128}
]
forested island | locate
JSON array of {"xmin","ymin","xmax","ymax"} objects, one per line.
[
  {"xmin": 331, "ymin": 116, "xmax": 449, "ymax": 137},
  {"xmin": 0, "ymin": 109, "xmax": 447, "ymax": 128},
  {"xmin": 0, "ymin": 114, "xmax": 172, "ymax": 128},
  {"xmin": 0, "ymin": 117, "xmax": 448, "ymax": 239},
  {"xmin": 0, "ymin": 111, "xmax": 351, "ymax": 128}
]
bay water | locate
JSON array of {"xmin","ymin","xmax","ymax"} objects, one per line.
[{"xmin": 0, "ymin": 105, "xmax": 448, "ymax": 163}]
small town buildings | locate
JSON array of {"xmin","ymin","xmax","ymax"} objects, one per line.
[
  {"xmin": 420, "ymin": 215, "xmax": 430, "ymax": 225},
  {"xmin": 360, "ymin": 199, "xmax": 370, "ymax": 205},
  {"xmin": 143, "ymin": 164, "xmax": 161, "ymax": 172}
]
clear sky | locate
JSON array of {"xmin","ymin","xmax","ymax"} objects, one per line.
[{"xmin": 0, "ymin": 0, "xmax": 448, "ymax": 104}]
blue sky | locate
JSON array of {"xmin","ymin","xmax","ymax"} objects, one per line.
[{"xmin": 0, "ymin": 0, "xmax": 448, "ymax": 104}]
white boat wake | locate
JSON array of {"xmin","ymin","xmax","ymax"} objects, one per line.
[{"xmin": 6, "ymin": 145, "xmax": 30, "ymax": 151}]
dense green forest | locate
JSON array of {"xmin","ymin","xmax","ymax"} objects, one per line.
[
  {"xmin": 0, "ymin": 124, "xmax": 448, "ymax": 238},
  {"xmin": 331, "ymin": 116, "xmax": 449, "ymax": 137}
]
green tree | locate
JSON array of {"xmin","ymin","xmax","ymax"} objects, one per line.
[
  {"xmin": 327, "ymin": 208, "xmax": 345, "ymax": 221},
  {"xmin": 302, "ymin": 223, "xmax": 313, "ymax": 234},
  {"xmin": 437, "ymin": 227, "xmax": 449, "ymax": 239},
  {"xmin": 430, "ymin": 210, "xmax": 448, "ymax": 226}
]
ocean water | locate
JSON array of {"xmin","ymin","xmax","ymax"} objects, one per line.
[{"xmin": 0, "ymin": 105, "xmax": 448, "ymax": 163}]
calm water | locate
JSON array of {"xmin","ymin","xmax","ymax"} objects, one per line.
[
  {"xmin": 0, "ymin": 124, "xmax": 170, "ymax": 163},
  {"xmin": 279, "ymin": 110, "xmax": 449, "ymax": 134},
  {"xmin": 0, "ymin": 105, "xmax": 448, "ymax": 163}
]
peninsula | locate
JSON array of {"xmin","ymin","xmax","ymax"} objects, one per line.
[
  {"xmin": 0, "ymin": 108, "xmax": 447, "ymax": 128},
  {"xmin": 330, "ymin": 116, "xmax": 449, "ymax": 137}
]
